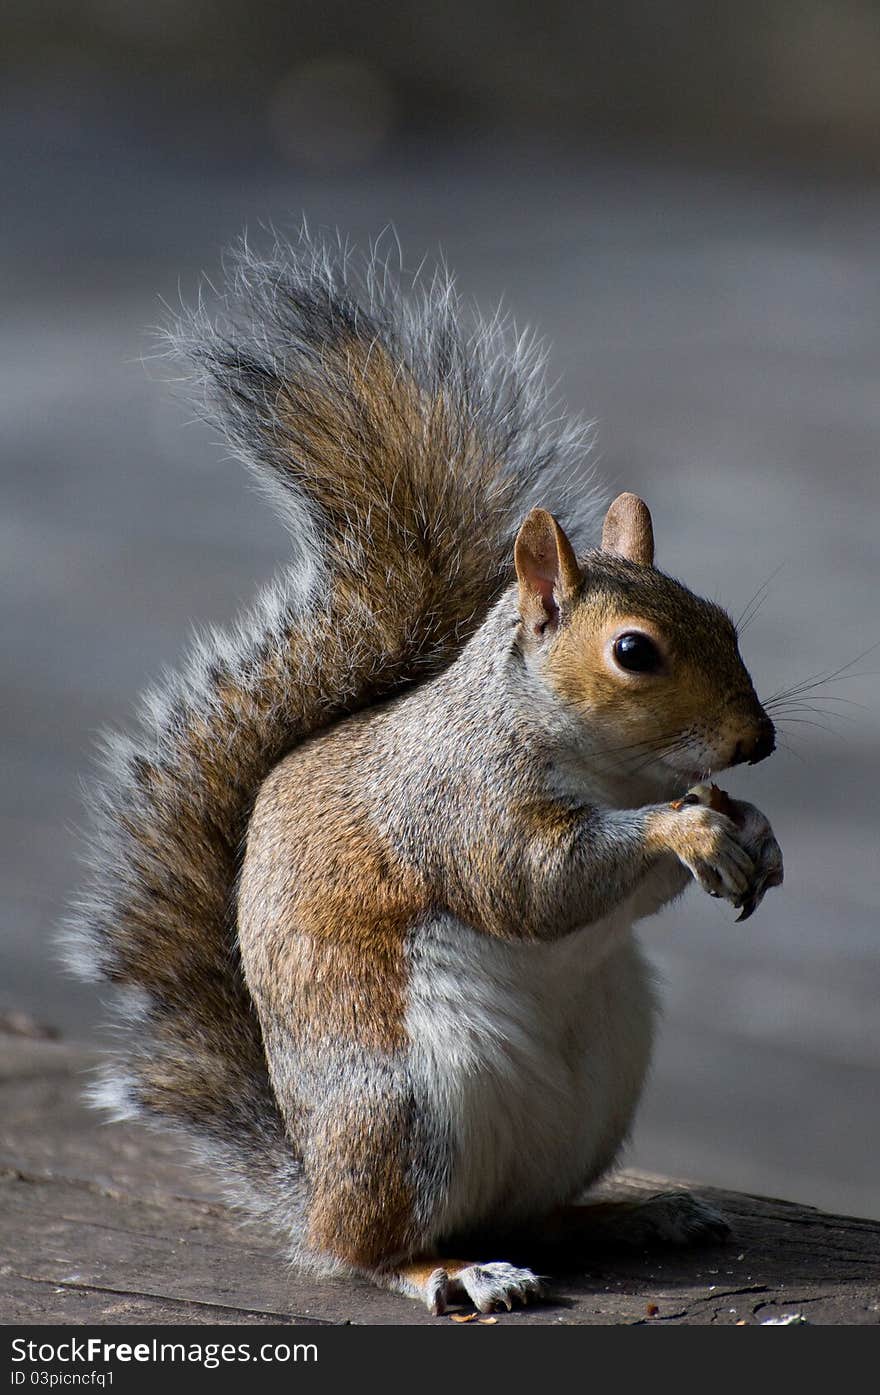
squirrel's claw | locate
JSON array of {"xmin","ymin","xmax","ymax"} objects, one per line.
[
  {"xmin": 736, "ymin": 860, "xmax": 785, "ymax": 922},
  {"xmin": 733, "ymin": 819, "xmax": 784, "ymax": 922}
]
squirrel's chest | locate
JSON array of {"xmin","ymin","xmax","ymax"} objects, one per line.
[{"xmin": 404, "ymin": 912, "xmax": 657, "ymax": 1233}]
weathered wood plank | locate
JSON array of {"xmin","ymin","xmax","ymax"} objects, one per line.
[{"xmin": 2, "ymin": 1038, "xmax": 878, "ymax": 1325}]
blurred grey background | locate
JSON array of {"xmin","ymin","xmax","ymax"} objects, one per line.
[{"xmin": 2, "ymin": 2, "xmax": 878, "ymax": 1221}]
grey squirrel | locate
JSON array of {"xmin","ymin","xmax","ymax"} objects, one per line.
[{"xmin": 64, "ymin": 231, "xmax": 783, "ymax": 1315}]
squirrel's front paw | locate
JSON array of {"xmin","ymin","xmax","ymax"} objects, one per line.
[
  {"xmin": 425, "ymin": 1262, "xmax": 545, "ymax": 1315},
  {"xmin": 718, "ymin": 796, "xmax": 784, "ymax": 922},
  {"xmin": 660, "ymin": 785, "xmax": 783, "ymax": 920},
  {"xmin": 650, "ymin": 802, "xmax": 756, "ymax": 910}
]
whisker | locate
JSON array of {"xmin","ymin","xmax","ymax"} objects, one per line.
[
  {"xmin": 593, "ymin": 731, "xmax": 694, "ymax": 777},
  {"xmin": 765, "ymin": 700, "xmax": 856, "ymax": 724},
  {"xmin": 734, "ymin": 562, "xmax": 787, "ymax": 634},
  {"xmin": 593, "ymin": 730, "xmax": 689, "ymax": 759},
  {"xmin": 772, "ymin": 716, "xmax": 845, "ymax": 740},
  {"xmin": 775, "ymin": 736, "xmax": 806, "ymax": 764},
  {"xmin": 765, "ymin": 693, "xmax": 868, "ymax": 712},
  {"xmin": 623, "ymin": 736, "xmax": 695, "ymax": 777},
  {"xmin": 763, "ymin": 639, "xmax": 880, "ymax": 706}
]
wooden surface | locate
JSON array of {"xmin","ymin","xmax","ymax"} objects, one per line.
[{"xmin": 2, "ymin": 1035, "xmax": 878, "ymax": 1326}]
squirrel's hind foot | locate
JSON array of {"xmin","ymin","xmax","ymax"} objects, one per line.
[
  {"xmin": 395, "ymin": 1258, "xmax": 545, "ymax": 1315},
  {"xmin": 620, "ymin": 1191, "xmax": 732, "ymax": 1248},
  {"xmin": 554, "ymin": 1191, "xmax": 731, "ymax": 1254}
]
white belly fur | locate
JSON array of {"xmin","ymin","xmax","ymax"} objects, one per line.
[{"xmin": 405, "ymin": 907, "xmax": 658, "ymax": 1237}]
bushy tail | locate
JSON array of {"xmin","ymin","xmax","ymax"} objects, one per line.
[{"xmin": 63, "ymin": 230, "xmax": 600, "ymax": 1230}]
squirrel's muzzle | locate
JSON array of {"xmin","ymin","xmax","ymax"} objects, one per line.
[{"xmin": 731, "ymin": 716, "xmax": 776, "ymax": 766}]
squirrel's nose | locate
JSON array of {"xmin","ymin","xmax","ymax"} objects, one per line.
[
  {"xmin": 750, "ymin": 717, "xmax": 776, "ymax": 764},
  {"xmin": 731, "ymin": 718, "xmax": 776, "ymax": 766}
]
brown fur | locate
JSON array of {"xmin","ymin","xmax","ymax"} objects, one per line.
[
  {"xmin": 275, "ymin": 340, "xmax": 510, "ymax": 641},
  {"xmin": 239, "ymin": 714, "xmax": 435, "ymax": 1268},
  {"xmin": 440, "ymin": 796, "xmax": 586, "ymax": 943},
  {"xmin": 239, "ymin": 716, "xmax": 429, "ymax": 1055},
  {"xmin": 545, "ymin": 553, "xmax": 768, "ymax": 771},
  {"xmin": 304, "ymin": 1097, "xmax": 418, "ymax": 1267},
  {"xmin": 644, "ymin": 802, "xmax": 739, "ymax": 867}
]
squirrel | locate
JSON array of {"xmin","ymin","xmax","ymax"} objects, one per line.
[{"xmin": 64, "ymin": 231, "xmax": 783, "ymax": 1316}]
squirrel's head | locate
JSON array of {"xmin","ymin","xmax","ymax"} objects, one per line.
[{"xmin": 514, "ymin": 494, "xmax": 775, "ymax": 788}]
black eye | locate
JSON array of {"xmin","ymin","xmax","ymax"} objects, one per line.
[{"xmin": 613, "ymin": 631, "xmax": 663, "ymax": 674}]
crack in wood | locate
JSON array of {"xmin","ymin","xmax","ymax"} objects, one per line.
[
  {"xmin": 637, "ymin": 1283, "xmax": 771, "ymax": 1323},
  {"xmin": 11, "ymin": 1271, "xmax": 336, "ymax": 1325}
]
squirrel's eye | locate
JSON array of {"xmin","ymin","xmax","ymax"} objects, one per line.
[{"xmin": 612, "ymin": 631, "xmax": 662, "ymax": 674}]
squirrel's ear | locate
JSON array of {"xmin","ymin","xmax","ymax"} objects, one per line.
[
  {"xmin": 601, "ymin": 493, "xmax": 655, "ymax": 566},
  {"xmin": 514, "ymin": 508, "xmax": 582, "ymax": 636}
]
